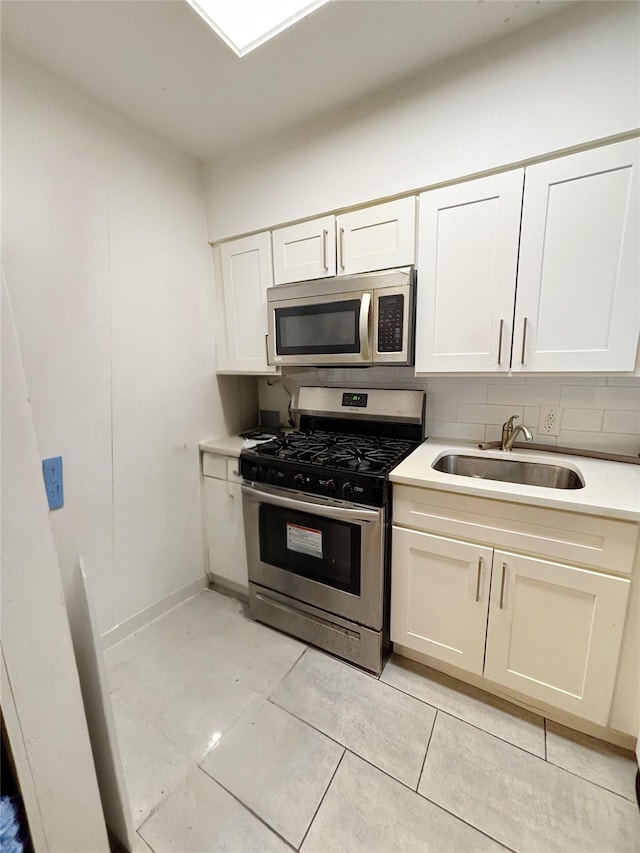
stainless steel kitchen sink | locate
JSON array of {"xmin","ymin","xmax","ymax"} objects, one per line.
[{"xmin": 432, "ymin": 454, "xmax": 585, "ymax": 489}]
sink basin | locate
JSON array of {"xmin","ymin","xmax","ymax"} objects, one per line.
[{"xmin": 432, "ymin": 454, "xmax": 585, "ymax": 490}]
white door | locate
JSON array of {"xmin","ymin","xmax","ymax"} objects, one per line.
[
  {"xmin": 220, "ymin": 232, "xmax": 277, "ymax": 373},
  {"xmin": 204, "ymin": 475, "xmax": 249, "ymax": 590},
  {"xmin": 391, "ymin": 527, "xmax": 492, "ymax": 676},
  {"xmin": 337, "ymin": 197, "xmax": 416, "ymax": 275},
  {"xmin": 484, "ymin": 551, "xmax": 630, "ymax": 725},
  {"xmin": 513, "ymin": 139, "xmax": 640, "ymax": 372},
  {"xmin": 415, "ymin": 170, "xmax": 524, "ymax": 373},
  {"xmin": 272, "ymin": 215, "xmax": 336, "ymax": 284}
]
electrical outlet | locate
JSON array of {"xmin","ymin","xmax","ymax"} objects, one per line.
[
  {"xmin": 42, "ymin": 456, "xmax": 64, "ymax": 510},
  {"xmin": 538, "ymin": 406, "xmax": 562, "ymax": 436}
]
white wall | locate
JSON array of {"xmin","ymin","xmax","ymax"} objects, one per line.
[
  {"xmin": 1, "ymin": 49, "xmax": 252, "ymax": 636},
  {"xmin": 204, "ymin": 1, "xmax": 640, "ymax": 240}
]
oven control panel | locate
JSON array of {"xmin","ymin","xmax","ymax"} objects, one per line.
[{"xmin": 240, "ymin": 456, "xmax": 386, "ymax": 507}]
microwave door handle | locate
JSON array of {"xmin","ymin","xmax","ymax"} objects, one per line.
[{"xmin": 359, "ymin": 293, "xmax": 372, "ymax": 361}]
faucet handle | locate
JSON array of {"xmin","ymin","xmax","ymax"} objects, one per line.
[{"xmin": 503, "ymin": 414, "xmax": 519, "ymax": 431}]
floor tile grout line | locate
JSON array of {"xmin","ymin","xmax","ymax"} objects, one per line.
[
  {"xmin": 384, "ymin": 670, "xmax": 639, "ymax": 801},
  {"xmin": 543, "ymin": 757, "xmax": 639, "ymax": 803},
  {"xmin": 272, "ymin": 689, "xmax": 639, "ymax": 819},
  {"xmin": 379, "ymin": 676, "xmax": 546, "ymax": 761},
  {"xmin": 298, "ymin": 748, "xmax": 347, "ymax": 851},
  {"xmin": 266, "ymin": 644, "xmax": 310, "ymax": 702},
  {"xmin": 338, "ymin": 746, "xmax": 516, "ymax": 853},
  {"xmin": 414, "ymin": 708, "xmax": 438, "ymax": 793},
  {"xmin": 267, "ymin": 696, "xmax": 428, "ymax": 791},
  {"xmin": 197, "ymin": 765, "xmax": 298, "ymax": 851}
]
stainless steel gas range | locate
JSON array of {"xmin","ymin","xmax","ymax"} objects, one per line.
[{"xmin": 240, "ymin": 386, "xmax": 425, "ymax": 674}]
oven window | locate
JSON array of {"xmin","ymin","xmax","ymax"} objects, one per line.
[
  {"xmin": 276, "ymin": 300, "xmax": 360, "ymax": 354},
  {"xmin": 259, "ymin": 504, "xmax": 361, "ymax": 595}
]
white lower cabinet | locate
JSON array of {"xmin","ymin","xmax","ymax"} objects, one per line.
[
  {"xmin": 483, "ymin": 550, "xmax": 629, "ymax": 724},
  {"xmin": 391, "ymin": 498, "xmax": 632, "ymax": 726},
  {"xmin": 391, "ymin": 529, "xmax": 492, "ymax": 675},
  {"xmin": 203, "ymin": 453, "xmax": 248, "ymax": 591}
]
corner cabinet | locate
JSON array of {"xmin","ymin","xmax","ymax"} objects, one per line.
[
  {"xmin": 390, "ymin": 485, "xmax": 636, "ymax": 726},
  {"xmin": 215, "ymin": 232, "xmax": 277, "ymax": 374},
  {"xmin": 272, "ymin": 197, "xmax": 416, "ymax": 284},
  {"xmin": 415, "ymin": 138, "xmax": 640, "ymax": 373},
  {"xmin": 202, "ymin": 452, "xmax": 248, "ymax": 593}
]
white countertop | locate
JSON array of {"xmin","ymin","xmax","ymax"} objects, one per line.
[
  {"xmin": 390, "ymin": 440, "xmax": 640, "ymax": 522},
  {"xmin": 199, "ymin": 436, "xmax": 247, "ymax": 458}
]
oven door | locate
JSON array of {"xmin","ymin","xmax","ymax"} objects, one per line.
[
  {"xmin": 242, "ymin": 482, "xmax": 385, "ymax": 630},
  {"xmin": 267, "ymin": 290, "xmax": 373, "ymax": 366}
]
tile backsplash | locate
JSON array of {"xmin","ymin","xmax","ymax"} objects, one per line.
[{"xmin": 259, "ymin": 370, "xmax": 640, "ymax": 457}]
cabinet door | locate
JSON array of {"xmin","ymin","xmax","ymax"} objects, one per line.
[
  {"xmin": 513, "ymin": 139, "xmax": 640, "ymax": 372},
  {"xmin": 338, "ymin": 197, "xmax": 416, "ymax": 275},
  {"xmin": 484, "ymin": 551, "xmax": 630, "ymax": 724},
  {"xmin": 272, "ymin": 216, "xmax": 336, "ymax": 284},
  {"xmin": 203, "ymin": 476, "xmax": 248, "ymax": 590},
  {"xmin": 415, "ymin": 170, "xmax": 523, "ymax": 373},
  {"xmin": 391, "ymin": 527, "xmax": 492, "ymax": 675},
  {"xmin": 220, "ymin": 232, "xmax": 276, "ymax": 373}
]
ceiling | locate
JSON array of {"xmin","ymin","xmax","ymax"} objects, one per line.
[{"xmin": 2, "ymin": 0, "xmax": 575, "ymax": 162}]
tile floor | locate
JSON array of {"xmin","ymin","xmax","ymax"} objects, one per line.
[{"xmin": 105, "ymin": 588, "xmax": 640, "ymax": 853}]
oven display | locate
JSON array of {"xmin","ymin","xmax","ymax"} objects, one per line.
[
  {"xmin": 342, "ymin": 392, "xmax": 368, "ymax": 408},
  {"xmin": 286, "ymin": 523, "xmax": 323, "ymax": 559}
]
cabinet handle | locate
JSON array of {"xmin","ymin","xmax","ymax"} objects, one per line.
[
  {"xmin": 322, "ymin": 229, "xmax": 328, "ymax": 271},
  {"xmin": 499, "ymin": 562, "xmax": 507, "ymax": 609},
  {"xmin": 497, "ymin": 318, "xmax": 504, "ymax": 365},
  {"xmin": 339, "ymin": 227, "xmax": 345, "ymax": 270},
  {"xmin": 520, "ymin": 317, "xmax": 528, "ymax": 365},
  {"xmin": 475, "ymin": 557, "xmax": 482, "ymax": 602}
]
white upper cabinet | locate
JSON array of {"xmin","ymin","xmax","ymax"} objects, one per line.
[
  {"xmin": 415, "ymin": 171, "xmax": 524, "ymax": 373},
  {"xmin": 337, "ymin": 197, "xmax": 416, "ymax": 275},
  {"xmin": 513, "ymin": 140, "xmax": 640, "ymax": 372},
  {"xmin": 217, "ymin": 232, "xmax": 277, "ymax": 374},
  {"xmin": 415, "ymin": 138, "xmax": 640, "ymax": 373},
  {"xmin": 272, "ymin": 197, "xmax": 416, "ymax": 285},
  {"xmin": 272, "ymin": 215, "xmax": 337, "ymax": 284}
]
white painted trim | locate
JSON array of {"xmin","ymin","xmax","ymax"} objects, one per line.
[{"xmin": 101, "ymin": 576, "xmax": 208, "ymax": 650}]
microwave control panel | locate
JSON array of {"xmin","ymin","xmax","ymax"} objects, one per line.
[{"xmin": 377, "ymin": 294, "xmax": 404, "ymax": 352}]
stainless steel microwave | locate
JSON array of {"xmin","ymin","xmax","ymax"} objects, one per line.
[{"xmin": 266, "ymin": 267, "xmax": 416, "ymax": 367}]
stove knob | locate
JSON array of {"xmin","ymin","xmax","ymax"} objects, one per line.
[
  {"xmin": 341, "ymin": 482, "xmax": 354, "ymax": 499},
  {"xmin": 249, "ymin": 465, "xmax": 263, "ymax": 482},
  {"xmin": 265, "ymin": 467, "xmax": 278, "ymax": 485},
  {"xmin": 324, "ymin": 479, "xmax": 337, "ymax": 496},
  {"xmin": 293, "ymin": 473, "xmax": 306, "ymax": 490}
]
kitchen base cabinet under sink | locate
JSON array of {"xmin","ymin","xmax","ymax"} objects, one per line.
[{"xmin": 390, "ymin": 485, "xmax": 636, "ymax": 729}]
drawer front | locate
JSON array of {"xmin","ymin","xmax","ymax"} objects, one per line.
[
  {"xmin": 202, "ymin": 452, "xmax": 227, "ymax": 480},
  {"xmin": 227, "ymin": 457, "xmax": 242, "ymax": 483},
  {"xmin": 392, "ymin": 485, "xmax": 638, "ymax": 575}
]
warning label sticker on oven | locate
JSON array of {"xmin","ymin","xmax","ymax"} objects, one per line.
[{"xmin": 286, "ymin": 523, "xmax": 323, "ymax": 558}]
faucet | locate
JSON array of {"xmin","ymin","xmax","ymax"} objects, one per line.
[{"xmin": 501, "ymin": 415, "xmax": 534, "ymax": 452}]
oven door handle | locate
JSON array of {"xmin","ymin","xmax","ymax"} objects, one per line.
[
  {"xmin": 241, "ymin": 483, "xmax": 381, "ymax": 523},
  {"xmin": 359, "ymin": 292, "xmax": 372, "ymax": 362}
]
